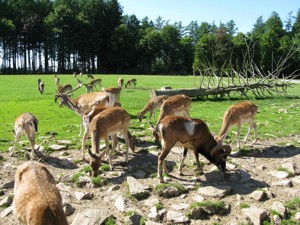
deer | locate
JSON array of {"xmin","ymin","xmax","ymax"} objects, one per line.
[
  {"xmin": 11, "ymin": 112, "xmax": 39, "ymax": 160},
  {"xmin": 217, "ymin": 101, "xmax": 258, "ymax": 148},
  {"xmin": 118, "ymin": 77, "xmax": 124, "ymax": 88},
  {"xmin": 103, "ymin": 87, "xmax": 122, "ymax": 106},
  {"xmin": 37, "ymin": 79, "xmax": 45, "ymax": 95},
  {"xmin": 89, "ymin": 78, "xmax": 102, "ymax": 90},
  {"xmin": 153, "ymin": 115, "xmax": 232, "ymax": 183},
  {"xmin": 137, "ymin": 95, "xmax": 170, "ymax": 124},
  {"xmin": 55, "ymin": 86, "xmax": 116, "ymax": 137},
  {"xmin": 81, "ymin": 106, "xmax": 135, "ymax": 160},
  {"xmin": 125, "ymin": 78, "xmax": 137, "ymax": 88},
  {"xmin": 156, "ymin": 94, "xmax": 191, "ymax": 123},
  {"xmin": 54, "ymin": 74, "xmax": 60, "ymax": 86},
  {"xmin": 83, "ymin": 82, "xmax": 94, "ymax": 93},
  {"xmin": 87, "ymin": 107, "xmax": 133, "ymax": 176},
  {"xmin": 13, "ymin": 161, "xmax": 68, "ymax": 225}
]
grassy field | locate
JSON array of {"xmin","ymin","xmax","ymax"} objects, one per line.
[{"xmin": 0, "ymin": 74, "xmax": 300, "ymax": 153}]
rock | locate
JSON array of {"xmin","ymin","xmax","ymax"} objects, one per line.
[
  {"xmin": 271, "ymin": 201, "xmax": 286, "ymax": 217},
  {"xmin": 0, "ymin": 206, "xmax": 13, "ymax": 218},
  {"xmin": 145, "ymin": 221, "xmax": 163, "ymax": 225},
  {"xmin": 171, "ymin": 203, "xmax": 189, "ymax": 210},
  {"xmin": 144, "ymin": 198, "xmax": 159, "ymax": 207},
  {"xmin": 74, "ymin": 191, "xmax": 94, "ymax": 200},
  {"xmin": 0, "ymin": 196, "xmax": 12, "ymax": 207},
  {"xmin": 127, "ymin": 176, "xmax": 150, "ymax": 200},
  {"xmin": 115, "ymin": 194, "xmax": 127, "ymax": 212},
  {"xmin": 282, "ymin": 162, "xmax": 298, "ymax": 175},
  {"xmin": 77, "ymin": 176, "xmax": 90, "ymax": 188},
  {"xmin": 71, "ymin": 209, "xmax": 113, "ymax": 225},
  {"xmin": 197, "ymin": 185, "xmax": 231, "ymax": 198},
  {"xmin": 159, "ymin": 186, "xmax": 179, "ymax": 198},
  {"xmin": 268, "ymin": 170, "xmax": 289, "ymax": 179},
  {"xmin": 292, "ymin": 176, "xmax": 300, "ymax": 184},
  {"xmin": 294, "ymin": 212, "xmax": 300, "ymax": 220},
  {"xmin": 2, "ymin": 180, "xmax": 14, "ymax": 189},
  {"xmin": 49, "ymin": 144, "xmax": 67, "ymax": 151},
  {"xmin": 271, "ymin": 179, "xmax": 293, "ymax": 187},
  {"xmin": 124, "ymin": 213, "xmax": 142, "ymax": 225},
  {"xmin": 57, "ymin": 140, "xmax": 72, "ymax": 145},
  {"xmin": 242, "ymin": 206, "xmax": 268, "ymax": 225},
  {"xmin": 166, "ymin": 210, "xmax": 189, "ymax": 224},
  {"xmin": 64, "ymin": 203, "xmax": 75, "ymax": 216},
  {"xmin": 107, "ymin": 185, "xmax": 121, "ymax": 192},
  {"xmin": 249, "ymin": 190, "xmax": 267, "ymax": 202},
  {"xmin": 193, "ymin": 195, "xmax": 205, "ymax": 202},
  {"xmin": 132, "ymin": 170, "xmax": 146, "ymax": 179}
]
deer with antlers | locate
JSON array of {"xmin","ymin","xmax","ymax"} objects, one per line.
[
  {"xmin": 55, "ymin": 85, "xmax": 116, "ymax": 137},
  {"xmin": 88, "ymin": 107, "xmax": 133, "ymax": 176},
  {"xmin": 11, "ymin": 112, "xmax": 39, "ymax": 159},
  {"xmin": 125, "ymin": 78, "xmax": 137, "ymax": 88},
  {"xmin": 217, "ymin": 101, "xmax": 258, "ymax": 148},
  {"xmin": 137, "ymin": 95, "xmax": 169, "ymax": 124}
]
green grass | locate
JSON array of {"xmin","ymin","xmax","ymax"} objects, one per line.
[{"xmin": 1, "ymin": 74, "xmax": 300, "ymax": 152}]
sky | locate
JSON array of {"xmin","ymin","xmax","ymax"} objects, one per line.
[{"xmin": 118, "ymin": 0, "xmax": 300, "ymax": 33}]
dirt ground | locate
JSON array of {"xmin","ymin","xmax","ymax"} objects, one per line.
[{"xmin": 0, "ymin": 134, "xmax": 300, "ymax": 225}]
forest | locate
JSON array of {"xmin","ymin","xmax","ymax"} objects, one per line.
[{"xmin": 0, "ymin": 0, "xmax": 300, "ymax": 76}]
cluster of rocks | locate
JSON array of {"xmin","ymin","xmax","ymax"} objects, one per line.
[{"xmin": 1, "ymin": 138, "xmax": 300, "ymax": 224}]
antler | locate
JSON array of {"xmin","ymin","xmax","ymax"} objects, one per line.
[{"xmin": 64, "ymin": 83, "xmax": 82, "ymax": 95}]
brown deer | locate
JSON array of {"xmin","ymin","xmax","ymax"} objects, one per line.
[{"xmin": 125, "ymin": 78, "xmax": 137, "ymax": 88}]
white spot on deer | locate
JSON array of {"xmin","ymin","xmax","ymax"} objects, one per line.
[{"xmin": 184, "ymin": 120, "xmax": 196, "ymax": 136}]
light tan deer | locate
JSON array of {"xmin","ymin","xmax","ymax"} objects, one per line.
[
  {"xmin": 118, "ymin": 77, "xmax": 124, "ymax": 88},
  {"xmin": 217, "ymin": 101, "xmax": 258, "ymax": 148},
  {"xmin": 11, "ymin": 112, "xmax": 39, "ymax": 159},
  {"xmin": 89, "ymin": 78, "xmax": 102, "ymax": 90},
  {"xmin": 137, "ymin": 95, "xmax": 169, "ymax": 124},
  {"xmin": 103, "ymin": 87, "xmax": 122, "ymax": 106},
  {"xmin": 125, "ymin": 78, "xmax": 137, "ymax": 88},
  {"xmin": 156, "ymin": 94, "xmax": 191, "ymax": 124},
  {"xmin": 81, "ymin": 106, "xmax": 135, "ymax": 160},
  {"xmin": 88, "ymin": 107, "xmax": 133, "ymax": 175},
  {"xmin": 13, "ymin": 161, "xmax": 68, "ymax": 225},
  {"xmin": 83, "ymin": 83, "xmax": 94, "ymax": 93}
]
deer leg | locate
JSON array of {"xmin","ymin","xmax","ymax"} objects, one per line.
[
  {"xmin": 123, "ymin": 129, "xmax": 130, "ymax": 163},
  {"xmin": 252, "ymin": 122, "xmax": 257, "ymax": 144},
  {"xmin": 179, "ymin": 148, "xmax": 188, "ymax": 175},
  {"xmin": 26, "ymin": 133, "xmax": 36, "ymax": 160},
  {"xmin": 105, "ymin": 138, "xmax": 113, "ymax": 170},
  {"xmin": 11, "ymin": 132, "xmax": 22, "ymax": 157},
  {"xmin": 237, "ymin": 123, "xmax": 241, "ymax": 148},
  {"xmin": 81, "ymin": 129, "xmax": 89, "ymax": 160},
  {"xmin": 244, "ymin": 122, "xmax": 253, "ymax": 144}
]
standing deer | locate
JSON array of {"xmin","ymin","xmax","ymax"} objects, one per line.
[
  {"xmin": 54, "ymin": 74, "xmax": 60, "ymax": 86},
  {"xmin": 137, "ymin": 95, "xmax": 169, "ymax": 124},
  {"xmin": 13, "ymin": 161, "xmax": 68, "ymax": 225},
  {"xmin": 217, "ymin": 101, "xmax": 258, "ymax": 148},
  {"xmin": 88, "ymin": 107, "xmax": 133, "ymax": 175},
  {"xmin": 118, "ymin": 77, "xmax": 124, "ymax": 88},
  {"xmin": 89, "ymin": 78, "xmax": 102, "ymax": 90},
  {"xmin": 125, "ymin": 78, "xmax": 137, "ymax": 88},
  {"xmin": 37, "ymin": 79, "xmax": 45, "ymax": 95},
  {"xmin": 11, "ymin": 112, "xmax": 39, "ymax": 159}
]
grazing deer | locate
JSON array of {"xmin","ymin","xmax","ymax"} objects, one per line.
[
  {"xmin": 153, "ymin": 115, "xmax": 231, "ymax": 183},
  {"xmin": 88, "ymin": 107, "xmax": 133, "ymax": 175},
  {"xmin": 125, "ymin": 78, "xmax": 137, "ymax": 88},
  {"xmin": 73, "ymin": 71, "xmax": 77, "ymax": 78},
  {"xmin": 54, "ymin": 74, "xmax": 60, "ymax": 86},
  {"xmin": 37, "ymin": 79, "xmax": 45, "ymax": 95},
  {"xmin": 86, "ymin": 74, "xmax": 94, "ymax": 80},
  {"xmin": 217, "ymin": 101, "xmax": 258, "ymax": 148},
  {"xmin": 156, "ymin": 94, "xmax": 191, "ymax": 124},
  {"xmin": 81, "ymin": 106, "xmax": 135, "ymax": 160},
  {"xmin": 118, "ymin": 77, "xmax": 124, "ymax": 88},
  {"xmin": 137, "ymin": 95, "xmax": 169, "ymax": 124},
  {"xmin": 11, "ymin": 112, "xmax": 39, "ymax": 159},
  {"xmin": 83, "ymin": 83, "xmax": 94, "ymax": 93},
  {"xmin": 13, "ymin": 161, "xmax": 68, "ymax": 225}
]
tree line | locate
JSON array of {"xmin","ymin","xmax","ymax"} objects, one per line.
[{"xmin": 0, "ymin": 0, "xmax": 300, "ymax": 76}]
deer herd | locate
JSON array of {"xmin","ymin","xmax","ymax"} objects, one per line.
[{"xmin": 10, "ymin": 73, "xmax": 259, "ymax": 225}]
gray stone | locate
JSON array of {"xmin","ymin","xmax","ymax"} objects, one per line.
[
  {"xmin": 0, "ymin": 206, "xmax": 13, "ymax": 218},
  {"xmin": 271, "ymin": 201, "xmax": 286, "ymax": 217},
  {"xmin": 145, "ymin": 221, "xmax": 163, "ymax": 225},
  {"xmin": 166, "ymin": 210, "xmax": 189, "ymax": 223},
  {"xmin": 144, "ymin": 198, "xmax": 159, "ymax": 207},
  {"xmin": 268, "ymin": 170, "xmax": 289, "ymax": 179},
  {"xmin": 125, "ymin": 213, "xmax": 142, "ymax": 225},
  {"xmin": 57, "ymin": 140, "xmax": 72, "ymax": 145},
  {"xmin": 197, "ymin": 185, "xmax": 231, "ymax": 198},
  {"xmin": 70, "ymin": 209, "xmax": 113, "ymax": 225},
  {"xmin": 49, "ymin": 144, "xmax": 67, "ymax": 151},
  {"xmin": 242, "ymin": 206, "xmax": 268, "ymax": 225},
  {"xmin": 171, "ymin": 203, "xmax": 189, "ymax": 210},
  {"xmin": 115, "ymin": 194, "xmax": 126, "ymax": 212},
  {"xmin": 132, "ymin": 170, "xmax": 146, "ymax": 179},
  {"xmin": 282, "ymin": 162, "xmax": 299, "ymax": 175},
  {"xmin": 294, "ymin": 212, "xmax": 300, "ymax": 220},
  {"xmin": 292, "ymin": 176, "xmax": 300, "ymax": 184},
  {"xmin": 2, "ymin": 180, "xmax": 14, "ymax": 189},
  {"xmin": 249, "ymin": 190, "xmax": 267, "ymax": 202},
  {"xmin": 74, "ymin": 191, "xmax": 94, "ymax": 200},
  {"xmin": 127, "ymin": 176, "xmax": 150, "ymax": 199},
  {"xmin": 271, "ymin": 180, "xmax": 293, "ymax": 187},
  {"xmin": 0, "ymin": 196, "xmax": 12, "ymax": 207},
  {"xmin": 159, "ymin": 186, "xmax": 179, "ymax": 198},
  {"xmin": 64, "ymin": 203, "xmax": 75, "ymax": 216}
]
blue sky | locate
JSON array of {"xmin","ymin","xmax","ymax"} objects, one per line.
[{"xmin": 118, "ymin": 0, "xmax": 299, "ymax": 33}]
